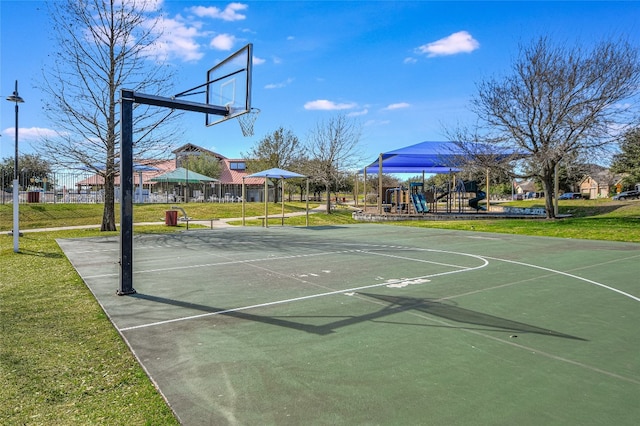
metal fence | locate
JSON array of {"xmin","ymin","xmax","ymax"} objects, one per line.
[
  {"xmin": 1, "ymin": 169, "xmax": 104, "ymax": 204},
  {"xmin": 0, "ymin": 169, "xmax": 259, "ymax": 204}
]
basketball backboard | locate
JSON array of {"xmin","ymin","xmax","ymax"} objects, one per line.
[{"xmin": 205, "ymin": 43, "xmax": 253, "ymax": 127}]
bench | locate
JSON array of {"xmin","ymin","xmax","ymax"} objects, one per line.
[
  {"xmin": 171, "ymin": 206, "xmax": 190, "ymax": 220},
  {"xmin": 184, "ymin": 218, "xmax": 219, "ymax": 230},
  {"xmin": 169, "ymin": 206, "xmax": 218, "ymax": 229},
  {"xmin": 256, "ymin": 216, "xmax": 293, "ymax": 227}
]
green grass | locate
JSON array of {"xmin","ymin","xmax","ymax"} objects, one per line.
[
  {"xmin": 388, "ymin": 198, "xmax": 640, "ymax": 242},
  {"xmin": 1, "ymin": 199, "xmax": 638, "ymax": 424},
  {"xmin": 0, "ymin": 202, "xmax": 311, "ymax": 231},
  {"xmin": 1, "ymin": 227, "xmax": 179, "ymax": 425}
]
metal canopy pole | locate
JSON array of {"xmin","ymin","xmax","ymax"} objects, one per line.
[
  {"xmin": 118, "ymin": 89, "xmax": 229, "ymax": 296},
  {"xmin": 306, "ymin": 178, "xmax": 309, "ymax": 227}
]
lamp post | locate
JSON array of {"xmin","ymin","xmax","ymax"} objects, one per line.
[{"xmin": 6, "ymin": 80, "xmax": 24, "ymax": 253}]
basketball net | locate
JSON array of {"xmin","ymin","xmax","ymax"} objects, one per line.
[{"xmin": 237, "ymin": 108, "xmax": 260, "ymax": 137}]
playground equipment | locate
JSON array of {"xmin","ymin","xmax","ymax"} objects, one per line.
[
  {"xmin": 383, "ymin": 187, "xmax": 408, "ymax": 213},
  {"xmin": 381, "ymin": 184, "xmax": 431, "ymax": 214},
  {"xmin": 379, "ymin": 180, "xmax": 484, "ymax": 215},
  {"xmin": 427, "ymin": 179, "xmax": 486, "ymax": 213},
  {"xmin": 465, "ymin": 181, "xmax": 486, "ymax": 211},
  {"xmin": 454, "ymin": 180, "xmax": 486, "ymax": 212},
  {"xmin": 410, "ymin": 182, "xmax": 429, "ymax": 214}
]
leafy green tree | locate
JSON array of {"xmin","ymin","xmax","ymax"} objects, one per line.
[
  {"xmin": 242, "ymin": 127, "xmax": 305, "ymax": 202},
  {"xmin": 182, "ymin": 154, "xmax": 221, "ymax": 179},
  {"xmin": 610, "ymin": 128, "xmax": 640, "ymax": 188},
  {"xmin": 243, "ymin": 127, "xmax": 305, "ymax": 173},
  {"xmin": 1, "ymin": 154, "xmax": 52, "ymax": 190}
]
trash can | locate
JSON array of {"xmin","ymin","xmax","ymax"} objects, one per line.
[
  {"xmin": 165, "ymin": 210, "xmax": 178, "ymax": 226},
  {"xmin": 28, "ymin": 191, "xmax": 40, "ymax": 203}
]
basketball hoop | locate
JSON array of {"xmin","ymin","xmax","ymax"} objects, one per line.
[{"xmin": 237, "ymin": 108, "xmax": 260, "ymax": 137}]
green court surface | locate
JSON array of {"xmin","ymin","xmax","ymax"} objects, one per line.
[{"xmin": 58, "ymin": 225, "xmax": 640, "ymax": 426}]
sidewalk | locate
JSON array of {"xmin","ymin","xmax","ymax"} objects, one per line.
[{"xmin": 11, "ymin": 204, "xmax": 335, "ymax": 233}]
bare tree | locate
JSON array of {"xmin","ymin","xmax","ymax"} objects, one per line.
[
  {"xmin": 468, "ymin": 37, "xmax": 640, "ymax": 218},
  {"xmin": 306, "ymin": 114, "xmax": 363, "ymax": 213},
  {"xmin": 38, "ymin": 0, "xmax": 180, "ymax": 230}
]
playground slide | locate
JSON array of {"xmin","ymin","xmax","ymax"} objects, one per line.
[
  {"xmin": 469, "ymin": 190, "xmax": 486, "ymax": 211},
  {"xmin": 417, "ymin": 193, "xmax": 429, "ymax": 213},
  {"xmin": 411, "ymin": 194, "xmax": 423, "ymax": 213},
  {"xmin": 411, "ymin": 193, "xmax": 429, "ymax": 214}
]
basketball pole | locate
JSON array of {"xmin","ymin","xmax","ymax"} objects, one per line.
[{"xmin": 117, "ymin": 89, "xmax": 228, "ymax": 296}]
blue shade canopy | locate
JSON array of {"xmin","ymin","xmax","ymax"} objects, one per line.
[
  {"xmin": 245, "ymin": 167, "xmax": 306, "ymax": 179},
  {"xmin": 149, "ymin": 167, "xmax": 218, "ymax": 183},
  {"xmin": 362, "ymin": 141, "xmax": 463, "ymax": 174},
  {"xmin": 361, "ymin": 140, "xmax": 518, "ymax": 174}
]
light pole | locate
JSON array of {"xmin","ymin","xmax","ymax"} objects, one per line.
[{"xmin": 6, "ymin": 80, "xmax": 24, "ymax": 253}]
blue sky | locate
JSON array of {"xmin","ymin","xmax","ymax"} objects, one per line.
[{"xmin": 2, "ymin": 1, "xmax": 640, "ymax": 167}]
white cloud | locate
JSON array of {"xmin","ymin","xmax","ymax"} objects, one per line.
[
  {"xmin": 189, "ymin": 3, "xmax": 248, "ymax": 21},
  {"xmin": 348, "ymin": 109, "xmax": 368, "ymax": 117},
  {"xmin": 403, "ymin": 57, "xmax": 418, "ymax": 64},
  {"xmin": 145, "ymin": 15, "xmax": 204, "ymax": 62},
  {"xmin": 416, "ymin": 31, "xmax": 479, "ymax": 57},
  {"xmin": 210, "ymin": 33, "xmax": 236, "ymax": 50},
  {"xmin": 265, "ymin": 78, "xmax": 294, "ymax": 89},
  {"xmin": 304, "ymin": 100, "xmax": 357, "ymax": 111},
  {"xmin": 383, "ymin": 102, "xmax": 410, "ymax": 111},
  {"xmin": 2, "ymin": 127, "xmax": 61, "ymax": 141},
  {"xmin": 364, "ymin": 119, "xmax": 390, "ymax": 127},
  {"xmin": 253, "ymin": 56, "xmax": 266, "ymax": 65}
]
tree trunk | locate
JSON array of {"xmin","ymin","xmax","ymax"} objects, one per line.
[
  {"xmin": 325, "ymin": 185, "xmax": 332, "ymax": 214},
  {"xmin": 101, "ymin": 173, "xmax": 116, "ymax": 231},
  {"xmin": 541, "ymin": 166, "xmax": 556, "ymax": 219}
]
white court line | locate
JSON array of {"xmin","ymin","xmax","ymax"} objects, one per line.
[
  {"xmin": 84, "ymin": 249, "xmax": 358, "ymax": 279},
  {"xmin": 484, "ymin": 255, "xmax": 640, "ymax": 302},
  {"xmin": 118, "ymin": 247, "xmax": 640, "ymax": 332},
  {"xmin": 119, "ymin": 250, "xmax": 489, "ymax": 332},
  {"xmin": 362, "ymin": 249, "xmax": 473, "ymax": 270},
  {"xmin": 383, "ymin": 301, "xmax": 640, "ymax": 385},
  {"xmin": 116, "ymin": 245, "xmax": 640, "ymax": 387}
]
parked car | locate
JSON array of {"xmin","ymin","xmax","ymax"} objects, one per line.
[
  {"xmin": 613, "ymin": 190, "xmax": 640, "ymax": 200},
  {"xmin": 558, "ymin": 192, "xmax": 582, "ymax": 200}
]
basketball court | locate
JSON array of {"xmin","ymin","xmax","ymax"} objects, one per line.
[{"xmin": 58, "ymin": 224, "xmax": 640, "ymax": 425}]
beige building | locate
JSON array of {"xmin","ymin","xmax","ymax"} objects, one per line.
[{"xmin": 578, "ymin": 170, "xmax": 624, "ymax": 199}]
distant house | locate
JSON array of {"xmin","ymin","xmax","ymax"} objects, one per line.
[
  {"xmin": 218, "ymin": 158, "xmax": 267, "ymax": 202},
  {"xmin": 514, "ymin": 180, "xmax": 536, "ymax": 193},
  {"xmin": 172, "ymin": 143, "xmax": 225, "ymax": 168},
  {"xmin": 513, "ymin": 180, "xmax": 538, "ymax": 198},
  {"xmin": 76, "ymin": 143, "xmax": 267, "ymax": 202},
  {"xmin": 579, "ymin": 169, "xmax": 624, "ymax": 199},
  {"xmin": 171, "ymin": 143, "xmax": 266, "ymax": 201},
  {"xmin": 75, "ymin": 158, "xmax": 174, "ymax": 202}
]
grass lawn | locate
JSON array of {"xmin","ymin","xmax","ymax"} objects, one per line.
[
  {"xmin": 1, "ymin": 227, "xmax": 179, "ymax": 425},
  {"xmin": 390, "ymin": 199, "xmax": 640, "ymax": 242},
  {"xmin": 0, "ymin": 202, "xmax": 312, "ymax": 231},
  {"xmin": 1, "ymin": 198, "xmax": 638, "ymax": 424}
]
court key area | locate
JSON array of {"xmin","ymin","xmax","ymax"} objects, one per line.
[{"xmin": 58, "ymin": 224, "xmax": 640, "ymax": 425}]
